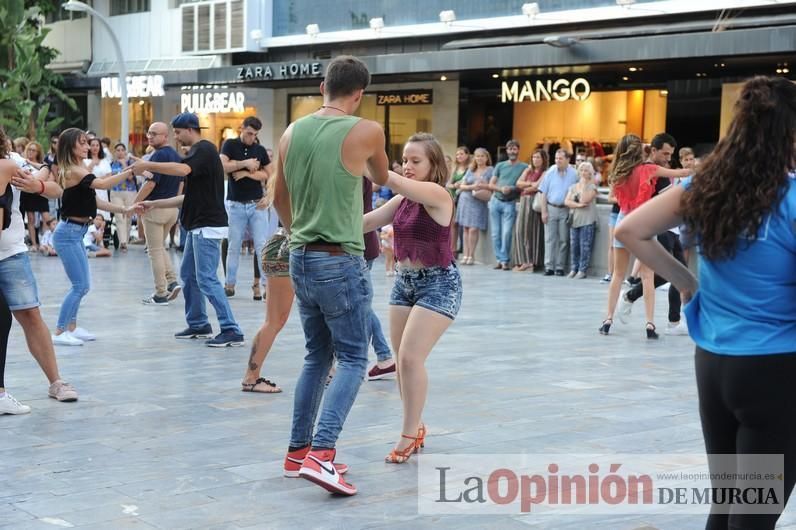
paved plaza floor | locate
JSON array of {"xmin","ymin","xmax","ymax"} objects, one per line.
[{"xmin": 2, "ymin": 247, "xmax": 794, "ymax": 529}]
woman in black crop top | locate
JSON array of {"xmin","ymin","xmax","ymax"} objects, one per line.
[{"xmin": 49, "ymin": 128, "xmax": 138, "ymax": 346}]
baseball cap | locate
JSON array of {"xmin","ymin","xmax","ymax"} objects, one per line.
[{"xmin": 171, "ymin": 112, "xmax": 206, "ymax": 130}]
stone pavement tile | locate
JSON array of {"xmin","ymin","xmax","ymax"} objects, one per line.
[
  {"xmin": 112, "ymin": 469, "xmax": 253, "ymax": 500},
  {"xmin": 0, "ymin": 503, "xmax": 37, "ymax": 526},
  {"xmin": 73, "ymin": 517, "xmax": 158, "ymax": 530},
  {"xmin": 11, "ymin": 488, "xmax": 139, "ymax": 519}
]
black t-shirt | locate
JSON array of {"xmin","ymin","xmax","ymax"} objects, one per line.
[
  {"xmin": 220, "ymin": 138, "xmax": 269, "ymax": 202},
  {"xmin": 180, "ymin": 140, "xmax": 228, "ymax": 231},
  {"xmin": 147, "ymin": 146, "xmax": 184, "ymax": 201},
  {"xmin": 61, "ymin": 174, "xmax": 97, "ymax": 218}
]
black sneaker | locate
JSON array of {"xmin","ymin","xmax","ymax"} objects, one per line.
[
  {"xmin": 175, "ymin": 325, "xmax": 213, "ymax": 339},
  {"xmin": 555, "ymin": 270, "xmax": 565, "ymax": 276},
  {"xmin": 167, "ymin": 282, "xmax": 182, "ymax": 301},
  {"xmin": 544, "ymin": 269, "xmax": 555, "ymax": 276},
  {"xmin": 205, "ymin": 329, "xmax": 244, "ymax": 348},
  {"xmin": 142, "ymin": 294, "xmax": 169, "ymax": 306}
]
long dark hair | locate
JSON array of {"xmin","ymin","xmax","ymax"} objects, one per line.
[
  {"xmin": 531, "ymin": 149, "xmax": 549, "ymax": 172},
  {"xmin": 608, "ymin": 134, "xmax": 644, "ymax": 188},
  {"xmin": 56, "ymin": 128, "xmax": 87, "ymax": 187},
  {"xmin": 681, "ymin": 76, "xmax": 796, "ymax": 260}
]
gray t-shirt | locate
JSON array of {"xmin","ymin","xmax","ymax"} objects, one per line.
[{"xmin": 569, "ymin": 182, "xmax": 598, "ymax": 227}]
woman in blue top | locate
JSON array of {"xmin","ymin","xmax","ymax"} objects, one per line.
[{"xmin": 616, "ymin": 76, "xmax": 796, "ymax": 530}]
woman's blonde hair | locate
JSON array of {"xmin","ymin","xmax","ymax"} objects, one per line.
[
  {"xmin": 405, "ymin": 132, "xmax": 449, "ymax": 186},
  {"xmin": 56, "ymin": 128, "xmax": 87, "ymax": 188},
  {"xmin": 469, "ymin": 147, "xmax": 493, "ymax": 172},
  {"xmin": 577, "ymin": 161, "xmax": 595, "ymax": 176}
]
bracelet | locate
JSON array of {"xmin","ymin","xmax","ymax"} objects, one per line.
[{"xmin": 39, "ymin": 179, "xmax": 45, "ymax": 194}]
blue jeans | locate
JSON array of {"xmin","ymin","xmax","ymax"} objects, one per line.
[
  {"xmin": 489, "ymin": 198, "xmax": 517, "ymax": 264},
  {"xmin": 289, "ymin": 249, "xmax": 372, "ymax": 449},
  {"xmin": 570, "ymin": 223, "xmax": 596, "ymax": 274},
  {"xmin": 366, "ymin": 259, "xmax": 392, "ymax": 362},
  {"xmin": 52, "ymin": 221, "xmax": 91, "ymax": 331},
  {"xmin": 225, "ymin": 201, "xmax": 278, "ymax": 287},
  {"xmin": 181, "ymin": 231, "xmax": 242, "ymax": 335}
]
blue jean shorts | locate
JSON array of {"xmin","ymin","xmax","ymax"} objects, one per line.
[
  {"xmin": 609, "ymin": 210, "xmax": 620, "ymax": 227},
  {"xmin": 389, "ymin": 263, "xmax": 462, "ymax": 320},
  {"xmin": 613, "ymin": 211, "xmax": 626, "ymax": 248},
  {"xmin": 0, "ymin": 252, "xmax": 40, "ymax": 310}
]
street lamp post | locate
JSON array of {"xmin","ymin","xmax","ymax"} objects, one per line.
[{"xmin": 63, "ymin": 0, "xmax": 128, "ymax": 147}]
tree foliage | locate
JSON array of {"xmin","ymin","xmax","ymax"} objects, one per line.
[{"xmin": 0, "ymin": 0, "xmax": 77, "ymax": 144}]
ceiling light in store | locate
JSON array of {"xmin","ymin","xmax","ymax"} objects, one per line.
[
  {"xmin": 439, "ymin": 10, "xmax": 456, "ymax": 25},
  {"xmin": 784, "ymin": 68, "xmax": 791, "ymax": 73},
  {"xmin": 492, "ymin": 73, "xmax": 500, "ymax": 79},
  {"xmin": 628, "ymin": 67, "xmax": 638, "ymax": 72},
  {"xmin": 522, "ymin": 3, "xmax": 540, "ymax": 19},
  {"xmin": 369, "ymin": 17, "xmax": 384, "ymax": 33},
  {"xmin": 776, "ymin": 68, "xmax": 783, "ymax": 74},
  {"xmin": 622, "ymin": 76, "xmax": 629, "ymax": 81},
  {"xmin": 138, "ymin": 100, "xmax": 145, "ymax": 106},
  {"xmin": 440, "ymin": 75, "xmax": 448, "ymax": 81},
  {"xmin": 306, "ymin": 24, "xmax": 320, "ymax": 38},
  {"xmin": 660, "ymin": 90, "xmax": 669, "ymax": 96}
]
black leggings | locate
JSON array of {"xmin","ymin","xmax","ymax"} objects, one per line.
[
  {"xmin": 696, "ymin": 347, "xmax": 796, "ymax": 529},
  {"xmin": 627, "ymin": 231, "xmax": 684, "ymax": 322},
  {"xmin": 0, "ymin": 291, "xmax": 11, "ymax": 389}
]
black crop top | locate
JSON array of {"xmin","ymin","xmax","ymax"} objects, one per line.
[
  {"xmin": 0, "ymin": 184, "xmax": 12, "ymax": 230},
  {"xmin": 61, "ymin": 174, "xmax": 97, "ymax": 218}
]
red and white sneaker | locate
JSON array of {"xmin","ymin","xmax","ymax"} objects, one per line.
[
  {"xmin": 298, "ymin": 449, "xmax": 357, "ymax": 495},
  {"xmin": 283, "ymin": 446, "xmax": 349, "ymax": 478}
]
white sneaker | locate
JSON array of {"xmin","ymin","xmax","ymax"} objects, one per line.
[
  {"xmin": 52, "ymin": 332, "xmax": 84, "ymax": 346},
  {"xmin": 665, "ymin": 320, "xmax": 689, "ymax": 336},
  {"xmin": 0, "ymin": 392, "xmax": 31, "ymax": 415},
  {"xmin": 617, "ymin": 292, "xmax": 634, "ymax": 324},
  {"xmin": 72, "ymin": 327, "xmax": 96, "ymax": 342}
]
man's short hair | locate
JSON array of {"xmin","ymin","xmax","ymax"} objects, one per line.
[
  {"xmin": 114, "ymin": 142, "xmax": 126, "ymax": 150},
  {"xmin": 242, "ymin": 116, "xmax": 262, "ymax": 131},
  {"xmin": 324, "ymin": 56, "xmax": 370, "ymax": 100},
  {"xmin": 650, "ymin": 133, "xmax": 676, "ymax": 150},
  {"xmin": 506, "ymin": 139, "xmax": 520, "ymax": 149}
]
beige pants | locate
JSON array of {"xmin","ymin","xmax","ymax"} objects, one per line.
[
  {"xmin": 143, "ymin": 208, "xmax": 179, "ymax": 297},
  {"xmin": 110, "ymin": 190, "xmax": 138, "ymax": 245}
]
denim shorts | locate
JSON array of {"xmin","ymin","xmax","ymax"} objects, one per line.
[
  {"xmin": 261, "ymin": 229, "xmax": 290, "ymax": 277},
  {"xmin": 0, "ymin": 252, "xmax": 40, "ymax": 310},
  {"xmin": 613, "ymin": 211, "xmax": 626, "ymax": 248},
  {"xmin": 389, "ymin": 263, "xmax": 462, "ymax": 320},
  {"xmin": 609, "ymin": 210, "xmax": 620, "ymax": 227}
]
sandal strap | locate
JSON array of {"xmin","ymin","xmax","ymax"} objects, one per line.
[
  {"xmin": 401, "ymin": 433, "xmax": 419, "ymax": 441},
  {"xmin": 646, "ymin": 322, "xmax": 656, "ymax": 330}
]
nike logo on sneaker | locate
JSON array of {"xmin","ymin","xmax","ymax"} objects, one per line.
[{"xmin": 309, "ymin": 455, "xmax": 338, "ymax": 477}]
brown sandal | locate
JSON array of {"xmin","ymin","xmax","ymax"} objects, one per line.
[
  {"xmin": 241, "ymin": 378, "xmax": 282, "ymax": 393},
  {"xmin": 385, "ymin": 433, "xmax": 422, "ymax": 464}
]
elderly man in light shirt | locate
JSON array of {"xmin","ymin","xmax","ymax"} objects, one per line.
[{"xmin": 538, "ymin": 149, "xmax": 578, "ymax": 276}]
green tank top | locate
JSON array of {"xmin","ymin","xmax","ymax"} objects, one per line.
[{"xmin": 284, "ymin": 114, "xmax": 364, "ymax": 256}]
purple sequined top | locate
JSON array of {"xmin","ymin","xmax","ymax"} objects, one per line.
[{"xmin": 393, "ymin": 198, "xmax": 454, "ymax": 267}]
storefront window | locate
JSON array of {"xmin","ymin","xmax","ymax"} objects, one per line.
[
  {"xmin": 288, "ymin": 93, "xmax": 432, "ymax": 163},
  {"xmin": 274, "ymin": 0, "xmax": 656, "ymax": 36},
  {"xmin": 101, "ymin": 98, "xmax": 154, "ymax": 155}
]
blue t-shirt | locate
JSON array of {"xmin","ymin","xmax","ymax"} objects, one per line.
[
  {"xmin": 147, "ymin": 146, "xmax": 184, "ymax": 201},
  {"xmin": 684, "ymin": 174, "xmax": 796, "ymax": 355}
]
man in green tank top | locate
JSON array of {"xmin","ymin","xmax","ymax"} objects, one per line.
[{"xmin": 273, "ymin": 55, "xmax": 389, "ymax": 496}]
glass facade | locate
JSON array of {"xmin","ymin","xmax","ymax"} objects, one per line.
[{"xmin": 274, "ymin": 0, "xmax": 656, "ymax": 36}]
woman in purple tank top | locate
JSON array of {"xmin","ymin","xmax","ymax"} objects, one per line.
[{"xmin": 363, "ymin": 132, "xmax": 462, "ymax": 464}]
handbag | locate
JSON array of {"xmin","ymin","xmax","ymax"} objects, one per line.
[
  {"xmin": 472, "ymin": 188, "xmax": 492, "ymax": 202},
  {"xmin": 532, "ymin": 192, "xmax": 544, "ymax": 213}
]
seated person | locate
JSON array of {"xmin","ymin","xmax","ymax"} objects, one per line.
[
  {"xmin": 83, "ymin": 214, "xmax": 112, "ymax": 257},
  {"xmin": 39, "ymin": 218, "xmax": 58, "ymax": 256}
]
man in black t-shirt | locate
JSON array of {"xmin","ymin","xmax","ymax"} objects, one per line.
[
  {"xmin": 132, "ymin": 113, "xmax": 244, "ymax": 348},
  {"xmin": 219, "ymin": 116, "xmax": 276, "ymax": 298}
]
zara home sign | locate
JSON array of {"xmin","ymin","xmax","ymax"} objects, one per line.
[{"xmin": 501, "ymin": 78, "xmax": 591, "ymax": 103}]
